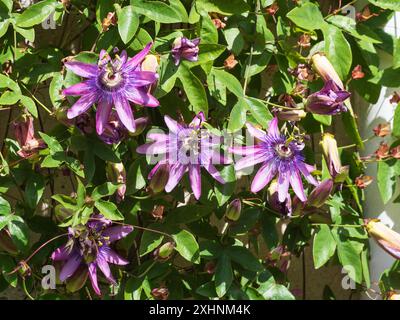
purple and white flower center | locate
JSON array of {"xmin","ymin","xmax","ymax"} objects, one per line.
[
  {"xmin": 72, "ymin": 227, "xmax": 110, "ymax": 263},
  {"xmin": 99, "ymin": 69, "xmax": 125, "ymax": 91},
  {"xmin": 275, "ymin": 143, "xmax": 294, "ymax": 159}
]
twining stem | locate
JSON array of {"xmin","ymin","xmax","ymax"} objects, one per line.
[
  {"xmin": 312, "ymin": 223, "xmax": 364, "ymax": 228},
  {"xmin": 338, "ymin": 136, "xmax": 375, "ymax": 149},
  {"xmin": 134, "ymin": 260, "xmax": 157, "ymax": 278},
  {"xmin": 22, "ymin": 278, "xmax": 35, "ymax": 300},
  {"xmin": 20, "ymin": 82, "xmax": 52, "ymax": 114}
]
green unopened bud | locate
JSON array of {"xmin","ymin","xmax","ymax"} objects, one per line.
[
  {"xmin": 321, "ymin": 133, "xmax": 342, "ymax": 178},
  {"xmin": 149, "ymin": 163, "xmax": 169, "ymax": 193},
  {"xmin": 311, "ymin": 52, "xmax": 343, "ymax": 89},
  {"xmin": 66, "ymin": 265, "xmax": 88, "ymax": 293},
  {"xmin": 0, "ymin": 229, "xmax": 18, "ymax": 255},
  {"xmin": 225, "ymin": 199, "xmax": 241, "ymax": 221},
  {"xmin": 154, "ymin": 242, "xmax": 175, "ymax": 261},
  {"xmin": 307, "ymin": 179, "xmax": 333, "ymax": 208},
  {"xmin": 106, "ymin": 162, "xmax": 126, "ymax": 201}
]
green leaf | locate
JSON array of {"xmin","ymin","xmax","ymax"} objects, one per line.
[
  {"xmin": 228, "ymin": 98, "xmax": 247, "ymax": 132},
  {"xmin": 313, "ymin": 225, "xmax": 336, "ymax": 269},
  {"xmin": 341, "ymin": 111, "xmax": 364, "ymax": 148},
  {"xmin": 0, "ymin": 196, "xmax": 11, "ymax": 215},
  {"xmin": 96, "ymin": 0, "xmax": 115, "ymax": 26},
  {"xmin": 377, "ymin": 160, "xmax": 397, "ymax": 204},
  {"xmin": 185, "ymin": 44, "xmax": 226, "ymax": 67},
  {"xmin": 196, "ymin": 0, "xmax": 250, "ymax": 15},
  {"xmin": 367, "ymin": 0, "xmax": 400, "ymax": 10},
  {"xmin": 117, "ymin": 6, "xmax": 139, "ymax": 44},
  {"xmin": 126, "ymin": 158, "xmax": 147, "ymax": 194},
  {"xmin": 8, "ymin": 216, "xmax": 29, "ymax": 251},
  {"xmin": 287, "ymin": 2, "xmax": 325, "ymax": 31},
  {"xmin": 166, "ymin": 205, "xmax": 213, "ymax": 225},
  {"xmin": 215, "ymin": 252, "xmax": 233, "ymax": 297},
  {"xmin": 15, "ymin": 26, "xmax": 35, "ymax": 42},
  {"xmin": 49, "ymin": 73, "xmax": 64, "ymax": 109},
  {"xmin": 139, "ymin": 228, "xmax": 164, "ymax": 256},
  {"xmin": 16, "ymin": 0, "xmax": 59, "ymax": 28},
  {"xmin": 258, "ymin": 277, "xmax": 295, "ymax": 300},
  {"xmin": 393, "ymin": 104, "xmax": 400, "ymax": 137},
  {"xmin": 214, "ymin": 165, "xmax": 236, "ymax": 206},
  {"xmin": 226, "ymin": 246, "xmax": 262, "ymax": 272},
  {"xmin": 94, "ymin": 199, "xmax": 124, "ymax": 221},
  {"xmin": 131, "ymin": 0, "xmax": 181, "ymax": 23},
  {"xmin": 244, "ymin": 97, "xmax": 273, "ymax": 128},
  {"xmin": 0, "ymin": 19, "xmax": 9, "ymax": 38},
  {"xmin": 394, "ymin": 38, "xmax": 400, "ymax": 69},
  {"xmin": 0, "ymin": 74, "xmax": 20, "ymax": 93},
  {"xmin": 91, "ymin": 182, "xmax": 119, "ymax": 201},
  {"xmin": 0, "ymin": 215, "xmax": 13, "ymax": 231},
  {"xmin": 172, "ymin": 230, "xmax": 200, "ymax": 264},
  {"xmin": 0, "ymin": 255, "xmax": 17, "ymax": 287},
  {"xmin": 39, "ymin": 132, "xmax": 63, "ymax": 153},
  {"xmin": 25, "ymin": 174, "xmax": 45, "ymax": 209},
  {"xmin": 322, "ymin": 24, "xmax": 352, "ymax": 81},
  {"xmin": 20, "ymin": 96, "xmax": 38, "ymax": 118},
  {"xmin": 178, "ymin": 65, "xmax": 208, "ymax": 116},
  {"xmin": 0, "ymin": 91, "xmax": 20, "ymax": 105}
]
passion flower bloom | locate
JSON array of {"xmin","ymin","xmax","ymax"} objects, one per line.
[
  {"xmin": 305, "ymin": 80, "xmax": 350, "ymax": 115},
  {"xmin": 13, "ymin": 116, "xmax": 46, "ymax": 158},
  {"xmin": 51, "ymin": 215, "xmax": 133, "ymax": 295},
  {"xmin": 365, "ymin": 219, "xmax": 400, "ymax": 260},
  {"xmin": 171, "ymin": 37, "xmax": 200, "ymax": 65},
  {"xmin": 136, "ymin": 112, "xmax": 226, "ymax": 200},
  {"xmin": 229, "ymin": 117, "xmax": 318, "ymax": 202},
  {"xmin": 62, "ymin": 42, "xmax": 159, "ymax": 135}
]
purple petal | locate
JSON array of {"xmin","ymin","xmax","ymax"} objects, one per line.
[
  {"xmin": 289, "ymin": 168, "xmax": 306, "ymax": 202},
  {"xmin": 51, "ymin": 245, "xmax": 70, "ymax": 261},
  {"xmin": 296, "ymin": 162, "xmax": 318, "ymax": 186},
  {"xmin": 59, "ymin": 253, "xmax": 82, "ymax": 282},
  {"xmin": 165, "ymin": 163, "xmax": 187, "ymax": 193},
  {"xmin": 277, "ymin": 171, "xmax": 290, "ymax": 203},
  {"xmin": 147, "ymin": 133, "xmax": 168, "ymax": 142},
  {"xmin": 127, "ymin": 71, "xmax": 159, "ymax": 86},
  {"xmin": 115, "ymin": 96, "xmax": 136, "ymax": 132},
  {"xmin": 378, "ymin": 239, "xmax": 400, "ymax": 259},
  {"xmin": 62, "ymin": 81, "xmax": 93, "ymax": 96},
  {"xmin": 96, "ymin": 254, "xmax": 116, "ymax": 285},
  {"xmin": 125, "ymin": 87, "xmax": 159, "ymax": 107},
  {"xmin": 88, "ymin": 263, "xmax": 101, "ymax": 296},
  {"xmin": 267, "ymin": 117, "xmax": 279, "ymax": 138},
  {"xmin": 203, "ymin": 163, "xmax": 225, "ymax": 184},
  {"xmin": 124, "ymin": 42, "xmax": 153, "ymax": 72},
  {"xmin": 136, "ymin": 140, "xmax": 167, "ymax": 155},
  {"xmin": 189, "ymin": 164, "xmax": 201, "ymax": 200},
  {"xmin": 229, "ymin": 145, "xmax": 260, "ymax": 156},
  {"xmin": 67, "ymin": 92, "xmax": 97, "ymax": 119},
  {"xmin": 234, "ymin": 152, "xmax": 268, "ymax": 171},
  {"xmin": 96, "ymin": 99, "xmax": 112, "ymax": 135},
  {"xmin": 102, "ymin": 225, "xmax": 134, "ymax": 243},
  {"xmin": 64, "ymin": 61, "xmax": 98, "ymax": 78},
  {"xmin": 246, "ymin": 122, "xmax": 267, "ymax": 141},
  {"xmin": 190, "ymin": 112, "xmax": 205, "ymax": 128},
  {"xmin": 251, "ymin": 162, "xmax": 276, "ymax": 193},
  {"xmin": 164, "ymin": 116, "xmax": 181, "ymax": 134},
  {"xmin": 100, "ymin": 246, "xmax": 129, "ymax": 265}
]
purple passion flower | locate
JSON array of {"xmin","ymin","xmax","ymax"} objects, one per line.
[
  {"xmin": 305, "ymin": 80, "xmax": 350, "ymax": 115},
  {"xmin": 171, "ymin": 37, "xmax": 200, "ymax": 66},
  {"xmin": 51, "ymin": 215, "xmax": 133, "ymax": 295},
  {"xmin": 229, "ymin": 117, "xmax": 318, "ymax": 202},
  {"xmin": 136, "ymin": 112, "xmax": 227, "ymax": 200},
  {"xmin": 62, "ymin": 42, "xmax": 159, "ymax": 135}
]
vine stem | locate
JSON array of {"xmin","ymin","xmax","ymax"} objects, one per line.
[
  {"xmin": 20, "ymin": 82, "xmax": 52, "ymax": 114},
  {"xmin": 22, "ymin": 278, "xmax": 35, "ymax": 300},
  {"xmin": 312, "ymin": 223, "xmax": 364, "ymax": 228},
  {"xmin": 338, "ymin": 136, "xmax": 375, "ymax": 150}
]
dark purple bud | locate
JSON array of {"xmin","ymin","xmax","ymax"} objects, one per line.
[
  {"xmin": 267, "ymin": 180, "xmax": 292, "ymax": 216},
  {"xmin": 307, "ymin": 179, "xmax": 333, "ymax": 208},
  {"xmin": 98, "ymin": 112, "xmax": 127, "ymax": 144},
  {"xmin": 225, "ymin": 199, "xmax": 241, "ymax": 221},
  {"xmin": 171, "ymin": 37, "xmax": 200, "ymax": 66},
  {"xmin": 305, "ymin": 80, "xmax": 350, "ymax": 115},
  {"xmin": 149, "ymin": 163, "xmax": 170, "ymax": 193},
  {"xmin": 130, "ymin": 117, "xmax": 149, "ymax": 137}
]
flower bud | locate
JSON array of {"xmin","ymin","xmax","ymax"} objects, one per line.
[
  {"xmin": 391, "ymin": 146, "xmax": 400, "ymax": 159},
  {"xmin": 365, "ymin": 219, "xmax": 400, "ymax": 259},
  {"xmin": 151, "ymin": 205, "xmax": 165, "ymax": 220},
  {"xmin": 355, "ymin": 175, "xmax": 373, "ymax": 189},
  {"xmin": 267, "ymin": 180, "xmax": 292, "ymax": 216},
  {"xmin": 373, "ymin": 123, "xmax": 390, "ymax": 137},
  {"xmin": 0, "ymin": 229, "xmax": 18, "ymax": 255},
  {"xmin": 204, "ymin": 261, "xmax": 216, "ymax": 274},
  {"xmin": 130, "ymin": 117, "xmax": 149, "ymax": 137},
  {"xmin": 225, "ymin": 199, "xmax": 242, "ymax": 222},
  {"xmin": 106, "ymin": 162, "xmax": 126, "ymax": 202},
  {"xmin": 154, "ymin": 242, "xmax": 175, "ymax": 261},
  {"xmin": 307, "ymin": 179, "xmax": 333, "ymax": 208},
  {"xmin": 141, "ymin": 55, "xmax": 159, "ymax": 73},
  {"xmin": 66, "ymin": 265, "xmax": 88, "ymax": 293},
  {"xmin": 311, "ymin": 52, "xmax": 343, "ymax": 89},
  {"xmin": 171, "ymin": 37, "xmax": 200, "ymax": 66},
  {"xmin": 149, "ymin": 163, "xmax": 169, "ymax": 193},
  {"xmin": 276, "ymin": 109, "xmax": 307, "ymax": 122},
  {"xmin": 151, "ymin": 287, "xmax": 169, "ymax": 300},
  {"xmin": 320, "ymin": 133, "xmax": 342, "ymax": 178}
]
